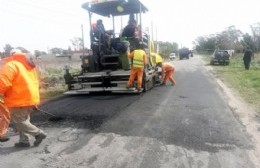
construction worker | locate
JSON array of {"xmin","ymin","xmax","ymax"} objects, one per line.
[
  {"xmin": 126, "ymin": 43, "xmax": 147, "ymax": 91},
  {"xmin": 0, "ymin": 49, "xmax": 47, "ymax": 147},
  {"xmin": 94, "ymin": 19, "xmax": 112, "ymax": 50},
  {"xmin": 243, "ymin": 46, "xmax": 253, "ymax": 70},
  {"xmin": 150, "ymin": 52, "xmax": 163, "ymax": 67},
  {"xmin": 0, "ymin": 56, "xmax": 11, "ymax": 142},
  {"xmin": 0, "ymin": 100, "xmax": 10, "ymax": 142},
  {"xmin": 158, "ymin": 62, "xmax": 176, "ymax": 86}
]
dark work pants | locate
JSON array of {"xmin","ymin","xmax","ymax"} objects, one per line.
[{"xmin": 244, "ymin": 60, "xmax": 251, "ymax": 70}]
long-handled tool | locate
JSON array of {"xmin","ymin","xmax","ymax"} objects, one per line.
[{"xmin": 34, "ymin": 106, "xmax": 64, "ymax": 121}]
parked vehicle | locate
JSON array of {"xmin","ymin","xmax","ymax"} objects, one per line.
[
  {"xmin": 169, "ymin": 53, "xmax": 176, "ymax": 60},
  {"xmin": 64, "ymin": 0, "xmax": 159, "ymax": 94},
  {"xmin": 210, "ymin": 50, "xmax": 230, "ymax": 65}
]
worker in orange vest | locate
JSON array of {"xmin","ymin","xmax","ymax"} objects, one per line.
[
  {"xmin": 0, "ymin": 56, "xmax": 11, "ymax": 142},
  {"xmin": 158, "ymin": 62, "xmax": 176, "ymax": 86},
  {"xmin": 126, "ymin": 43, "xmax": 147, "ymax": 91},
  {"xmin": 0, "ymin": 93, "xmax": 10, "ymax": 142},
  {"xmin": 0, "ymin": 49, "xmax": 47, "ymax": 147}
]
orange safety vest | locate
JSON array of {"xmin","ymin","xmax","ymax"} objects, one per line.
[
  {"xmin": 131, "ymin": 50, "xmax": 146, "ymax": 68},
  {"xmin": 162, "ymin": 62, "xmax": 174, "ymax": 72},
  {"xmin": 0, "ymin": 103, "xmax": 10, "ymax": 137},
  {"xmin": 0, "ymin": 53, "xmax": 40, "ymax": 107}
]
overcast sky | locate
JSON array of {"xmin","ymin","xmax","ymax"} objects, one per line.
[{"xmin": 1, "ymin": 0, "xmax": 260, "ymax": 53}]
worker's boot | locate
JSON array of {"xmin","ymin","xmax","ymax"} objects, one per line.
[
  {"xmin": 0, "ymin": 135, "xmax": 9, "ymax": 142},
  {"xmin": 34, "ymin": 132, "xmax": 47, "ymax": 146},
  {"xmin": 14, "ymin": 142, "xmax": 30, "ymax": 147}
]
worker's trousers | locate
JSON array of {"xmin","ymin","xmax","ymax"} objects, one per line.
[
  {"xmin": 243, "ymin": 60, "xmax": 251, "ymax": 70},
  {"xmin": 127, "ymin": 68, "xmax": 144, "ymax": 89},
  {"xmin": 0, "ymin": 103, "xmax": 10, "ymax": 138},
  {"xmin": 10, "ymin": 107, "xmax": 42, "ymax": 143},
  {"xmin": 163, "ymin": 70, "xmax": 175, "ymax": 85}
]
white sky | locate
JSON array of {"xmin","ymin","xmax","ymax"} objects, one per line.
[{"xmin": 1, "ymin": 0, "xmax": 260, "ymax": 52}]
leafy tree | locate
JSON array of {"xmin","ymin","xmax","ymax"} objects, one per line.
[
  {"xmin": 3, "ymin": 44, "xmax": 13, "ymax": 56},
  {"xmin": 242, "ymin": 33, "xmax": 254, "ymax": 51},
  {"xmin": 70, "ymin": 37, "xmax": 83, "ymax": 51},
  {"xmin": 215, "ymin": 26, "xmax": 242, "ymax": 50},
  {"xmin": 195, "ymin": 35, "xmax": 216, "ymax": 52},
  {"xmin": 34, "ymin": 50, "xmax": 47, "ymax": 57},
  {"xmin": 195, "ymin": 25, "xmax": 243, "ymax": 53},
  {"xmin": 16, "ymin": 47, "xmax": 29, "ymax": 53},
  {"xmin": 50, "ymin": 48, "xmax": 63, "ymax": 55},
  {"xmin": 157, "ymin": 41, "xmax": 178, "ymax": 58},
  {"xmin": 216, "ymin": 31, "xmax": 231, "ymax": 49},
  {"xmin": 68, "ymin": 46, "xmax": 72, "ymax": 54},
  {"xmin": 250, "ymin": 22, "xmax": 260, "ymax": 52}
]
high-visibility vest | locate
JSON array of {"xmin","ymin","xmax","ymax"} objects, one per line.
[
  {"xmin": 0, "ymin": 53, "xmax": 40, "ymax": 107},
  {"xmin": 133, "ymin": 50, "xmax": 145, "ymax": 68},
  {"xmin": 162, "ymin": 62, "xmax": 174, "ymax": 72}
]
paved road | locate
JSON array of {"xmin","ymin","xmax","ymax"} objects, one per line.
[{"xmin": 0, "ymin": 55, "xmax": 259, "ymax": 168}]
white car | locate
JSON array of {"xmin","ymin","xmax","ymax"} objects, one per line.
[{"xmin": 169, "ymin": 53, "xmax": 176, "ymax": 60}]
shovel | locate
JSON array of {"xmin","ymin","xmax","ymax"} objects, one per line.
[{"xmin": 35, "ymin": 106, "xmax": 64, "ymax": 121}]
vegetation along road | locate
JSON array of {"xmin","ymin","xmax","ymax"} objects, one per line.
[{"xmin": 0, "ymin": 55, "xmax": 259, "ymax": 168}]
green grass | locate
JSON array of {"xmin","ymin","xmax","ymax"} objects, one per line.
[
  {"xmin": 38, "ymin": 67, "xmax": 70, "ymax": 101},
  {"xmin": 201, "ymin": 53, "xmax": 260, "ymax": 113}
]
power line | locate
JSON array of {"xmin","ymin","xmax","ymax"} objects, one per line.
[
  {"xmin": 0, "ymin": 0, "xmax": 89, "ymax": 27},
  {"xmin": 0, "ymin": 7, "xmax": 84, "ymax": 27},
  {"xmin": 2, "ymin": 0, "xmax": 86, "ymax": 19}
]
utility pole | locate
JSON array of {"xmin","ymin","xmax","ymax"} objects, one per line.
[{"xmin": 81, "ymin": 24, "xmax": 85, "ymax": 57}]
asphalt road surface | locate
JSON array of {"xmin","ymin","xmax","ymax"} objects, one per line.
[{"xmin": 1, "ymin": 55, "xmax": 259, "ymax": 168}]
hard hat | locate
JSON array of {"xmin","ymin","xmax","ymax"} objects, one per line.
[{"xmin": 10, "ymin": 49, "xmax": 22, "ymax": 55}]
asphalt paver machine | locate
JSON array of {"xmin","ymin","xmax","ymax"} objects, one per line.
[{"xmin": 64, "ymin": 0, "xmax": 158, "ymax": 94}]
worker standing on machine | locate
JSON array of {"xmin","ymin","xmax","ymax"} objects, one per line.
[{"xmin": 126, "ymin": 43, "xmax": 147, "ymax": 91}]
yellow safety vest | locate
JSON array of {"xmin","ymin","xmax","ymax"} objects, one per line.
[{"xmin": 133, "ymin": 50, "xmax": 145, "ymax": 68}]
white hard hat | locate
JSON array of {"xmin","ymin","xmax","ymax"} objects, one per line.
[{"xmin": 10, "ymin": 49, "xmax": 22, "ymax": 55}]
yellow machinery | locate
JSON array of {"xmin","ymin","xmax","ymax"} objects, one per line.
[{"xmin": 64, "ymin": 0, "xmax": 161, "ymax": 94}]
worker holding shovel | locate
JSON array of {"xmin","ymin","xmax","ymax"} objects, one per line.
[
  {"xmin": 0, "ymin": 49, "xmax": 47, "ymax": 147},
  {"xmin": 0, "ymin": 95, "xmax": 10, "ymax": 142}
]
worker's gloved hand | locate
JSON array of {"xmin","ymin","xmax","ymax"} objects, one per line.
[
  {"xmin": 33, "ymin": 105, "xmax": 40, "ymax": 111},
  {"xmin": 0, "ymin": 94, "xmax": 4, "ymax": 104}
]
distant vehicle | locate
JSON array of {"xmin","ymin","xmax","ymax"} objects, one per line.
[
  {"xmin": 210, "ymin": 50, "xmax": 230, "ymax": 65},
  {"xmin": 179, "ymin": 47, "xmax": 191, "ymax": 60},
  {"xmin": 190, "ymin": 50, "xmax": 194, "ymax": 57},
  {"xmin": 169, "ymin": 53, "xmax": 176, "ymax": 60}
]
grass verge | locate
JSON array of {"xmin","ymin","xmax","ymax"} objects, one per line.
[{"xmin": 201, "ymin": 52, "xmax": 260, "ymax": 113}]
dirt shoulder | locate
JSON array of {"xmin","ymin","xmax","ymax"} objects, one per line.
[{"xmin": 203, "ymin": 58, "xmax": 260, "ymax": 166}]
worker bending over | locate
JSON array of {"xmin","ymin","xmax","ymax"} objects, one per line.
[
  {"xmin": 126, "ymin": 43, "xmax": 147, "ymax": 91},
  {"xmin": 0, "ymin": 92, "xmax": 10, "ymax": 142},
  {"xmin": 158, "ymin": 62, "xmax": 176, "ymax": 86}
]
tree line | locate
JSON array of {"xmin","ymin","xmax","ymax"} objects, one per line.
[
  {"xmin": 0, "ymin": 37, "xmax": 85, "ymax": 58},
  {"xmin": 194, "ymin": 23, "xmax": 260, "ymax": 53}
]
